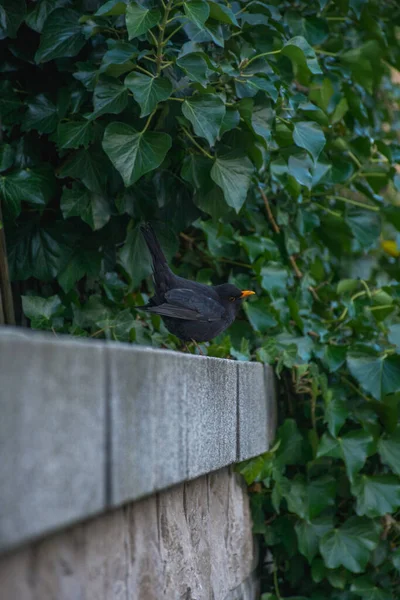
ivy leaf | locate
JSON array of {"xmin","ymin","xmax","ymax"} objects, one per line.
[
  {"xmin": 211, "ymin": 154, "xmax": 253, "ymax": 212},
  {"xmin": 91, "ymin": 78, "xmax": 129, "ymax": 118},
  {"xmin": 58, "ymin": 147, "xmax": 109, "ymax": 195},
  {"xmin": 60, "ymin": 183, "xmax": 111, "ymax": 231},
  {"xmin": 282, "ymin": 36, "xmax": 322, "ymax": 76},
  {"xmin": 182, "ymin": 95, "xmax": 225, "ymax": 146},
  {"xmin": 388, "ymin": 324, "xmax": 400, "ymax": 351},
  {"xmin": 22, "ymin": 94, "xmax": 58, "ymax": 134},
  {"xmin": 378, "ymin": 426, "xmax": 400, "ymax": 475},
  {"xmin": 58, "ymin": 248, "xmax": 101, "ymax": 293},
  {"xmin": 99, "ymin": 41, "xmax": 137, "ymax": 77},
  {"xmin": 295, "ymin": 516, "xmax": 332, "ymax": 563},
  {"xmin": 22, "ymin": 294, "xmax": 64, "ymax": 328},
  {"xmin": 35, "ymin": 9, "xmax": 85, "ymax": 63},
  {"xmin": 346, "ymin": 209, "xmax": 380, "ymax": 248},
  {"xmin": 56, "ymin": 120, "xmax": 93, "ymax": 150},
  {"xmin": 0, "ymin": 165, "xmax": 56, "ymax": 218},
  {"xmin": 293, "ymin": 122, "xmax": 326, "ymax": 162},
  {"xmin": 0, "ymin": 143, "xmax": 14, "ymax": 172},
  {"xmin": 102, "ymin": 122, "xmax": 171, "ymax": 187},
  {"xmin": 288, "ymin": 152, "xmax": 313, "ymax": 189},
  {"xmin": 275, "ymin": 419, "xmax": 304, "ymax": 468},
  {"xmin": 244, "ymin": 297, "xmax": 277, "ymax": 333},
  {"xmin": 0, "ymin": 0, "xmax": 26, "ymax": 39},
  {"xmin": 125, "ymin": 73, "xmax": 172, "ymax": 117},
  {"xmin": 126, "ymin": 2, "xmax": 160, "ymax": 40},
  {"xmin": 339, "ymin": 431, "xmax": 373, "ymax": 482},
  {"xmin": 347, "ymin": 353, "xmax": 400, "ymax": 401},
  {"xmin": 207, "ymin": 1, "xmax": 238, "ymax": 26},
  {"xmin": 351, "ymin": 576, "xmax": 393, "ymax": 600},
  {"xmin": 177, "ymin": 53, "xmax": 209, "ymax": 86},
  {"xmin": 351, "ymin": 475, "xmax": 400, "ymax": 518},
  {"xmin": 184, "ymin": 1, "xmax": 210, "ymax": 28},
  {"xmin": 319, "ymin": 517, "xmax": 381, "ymax": 573},
  {"xmin": 118, "ymin": 222, "xmax": 152, "ymax": 288},
  {"xmin": 94, "ymin": 0, "xmax": 127, "ymax": 17}
]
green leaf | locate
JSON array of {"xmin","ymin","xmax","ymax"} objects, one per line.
[
  {"xmin": 347, "ymin": 353, "xmax": 400, "ymax": 401},
  {"xmin": 288, "ymin": 152, "xmax": 313, "ymax": 189},
  {"xmin": 99, "ymin": 41, "xmax": 137, "ymax": 77},
  {"xmin": 244, "ymin": 297, "xmax": 277, "ymax": 333},
  {"xmin": 320, "ymin": 517, "xmax": 381, "ymax": 573},
  {"xmin": 35, "ymin": 8, "xmax": 85, "ymax": 63},
  {"xmin": 0, "ymin": 165, "xmax": 56, "ymax": 218},
  {"xmin": 22, "ymin": 94, "xmax": 58, "ymax": 134},
  {"xmin": 91, "ymin": 78, "xmax": 129, "ymax": 118},
  {"xmin": 0, "ymin": 0, "xmax": 26, "ymax": 39},
  {"xmin": 207, "ymin": 1, "xmax": 238, "ymax": 26},
  {"xmin": 388, "ymin": 324, "xmax": 400, "ymax": 352},
  {"xmin": 60, "ymin": 183, "xmax": 111, "ymax": 231},
  {"xmin": 0, "ymin": 143, "xmax": 14, "ymax": 172},
  {"xmin": 378, "ymin": 426, "xmax": 400, "ymax": 476},
  {"xmin": 351, "ymin": 576, "xmax": 393, "ymax": 600},
  {"xmin": 339, "ymin": 431, "xmax": 373, "ymax": 482},
  {"xmin": 125, "ymin": 73, "xmax": 172, "ymax": 117},
  {"xmin": 346, "ymin": 209, "xmax": 380, "ymax": 248},
  {"xmin": 118, "ymin": 222, "xmax": 151, "ymax": 288},
  {"xmin": 182, "ymin": 95, "xmax": 225, "ymax": 146},
  {"xmin": 95, "ymin": 0, "xmax": 127, "ymax": 17},
  {"xmin": 102, "ymin": 122, "xmax": 171, "ymax": 187},
  {"xmin": 58, "ymin": 248, "xmax": 101, "ymax": 293},
  {"xmin": 275, "ymin": 419, "xmax": 304, "ymax": 468},
  {"xmin": 126, "ymin": 2, "xmax": 160, "ymax": 40},
  {"xmin": 293, "ymin": 122, "xmax": 326, "ymax": 162},
  {"xmin": 184, "ymin": 1, "xmax": 210, "ymax": 28},
  {"xmin": 56, "ymin": 120, "xmax": 93, "ymax": 150},
  {"xmin": 22, "ymin": 295, "xmax": 63, "ymax": 328},
  {"xmin": 295, "ymin": 516, "xmax": 332, "ymax": 563},
  {"xmin": 282, "ymin": 36, "xmax": 322, "ymax": 78},
  {"xmin": 58, "ymin": 147, "xmax": 109, "ymax": 195},
  {"xmin": 177, "ymin": 53, "xmax": 209, "ymax": 86},
  {"xmin": 211, "ymin": 154, "xmax": 253, "ymax": 212},
  {"xmin": 351, "ymin": 475, "xmax": 400, "ymax": 518}
]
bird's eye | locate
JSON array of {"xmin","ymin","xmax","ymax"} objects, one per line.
[{"xmin": 229, "ymin": 296, "xmax": 236, "ymax": 302}]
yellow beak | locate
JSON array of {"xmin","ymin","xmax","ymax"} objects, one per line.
[{"xmin": 240, "ymin": 290, "xmax": 256, "ymax": 299}]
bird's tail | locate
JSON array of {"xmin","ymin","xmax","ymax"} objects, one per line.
[{"xmin": 140, "ymin": 222, "xmax": 168, "ymax": 272}]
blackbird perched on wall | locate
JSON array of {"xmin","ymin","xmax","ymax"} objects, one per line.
[{"xmin": 138, "ymin": 223, "xmax": 255, "ymax": 343}]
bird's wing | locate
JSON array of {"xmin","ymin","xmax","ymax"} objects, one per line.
[
  {"xmin": 165, "ymin": 288, "xmax": 225, "ymax": 320},
  {"xmin": 142, "ymin": 288, "xmax": 224, "ymax": 321}
]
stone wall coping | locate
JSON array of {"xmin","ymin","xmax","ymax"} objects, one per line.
[{"xmin": 0, "ymin": 326, "xmax": 276, "ymax": 554}]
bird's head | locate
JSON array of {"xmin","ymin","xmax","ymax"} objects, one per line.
[{"xmin": 215, "ymin": 283, "xmax": 255, "ymax": 312}]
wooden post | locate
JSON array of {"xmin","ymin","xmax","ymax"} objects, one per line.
[{"xmin": 0, "ymin": 202, "xmax": 15, "ymax": 325}]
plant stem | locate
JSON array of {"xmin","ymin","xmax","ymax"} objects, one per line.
[
  {"xmin": 142, "ymin": 110, "xmax": 156, "ymax": 133},
  {"xmin": 258, "ymin": 186, "xmax": 280, "ymax": 233},
  {"xmin": 347, "ymin": 150, "xmax": 362, "ymax": 169},
  {"xmin": 181, "ymin": 126, "xmax": 213, "ymax": 159},
  {"xmin": 244, "ymin": 49, "xmax": 282, "ymax": 69},
  {"xmin": 135, "ymin": 64, "xmax": 154, "ymax": 77},
  {"xmin": 163, "ymin": 23, "xmax": 184, "ymax": 45},
  {"xmin": 156, "ymin": 0, "xmax": 173, "ymax": 75},
  {"xmin": 273, "ymin": 561, "xmax": 282, "ymax": 600},
  {"xmin": 329, "ymin": 195, "xmax": 379, "ymax": 212}
]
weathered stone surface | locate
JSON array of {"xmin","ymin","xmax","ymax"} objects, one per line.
[
  {"xmin": 0, "ymin": 327, "xmax": 277, "ymax": 558},
  {"xmin": 237, "ymin": 362, "xmax": 276, "ymax": 460},
  {"xmin": 186, "ymin": 356, "xmax": 237, "ymax": 479},
  {"xmin": 109, "ymin": 346, "xmax": 238, "ymax": 506},
  {"xmin": 0, "ymin": 468, "xmax": 259, "ymax": 600},
  {"xmin": 0, "ymin": 331, "xmax": 106, "ymax": 552},
  {"xmin": 108, "ymin": 344, "xmax": 188, "ymax": 506}
]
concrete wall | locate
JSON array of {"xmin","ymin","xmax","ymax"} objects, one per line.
[{"xmin": 0, "ymin": 327, "xmax": 277, "ymax": 599}]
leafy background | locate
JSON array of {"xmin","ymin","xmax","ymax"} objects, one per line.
[{"xmin": 1, "ymin": 0, "xmax": 400, "ymax": 597}]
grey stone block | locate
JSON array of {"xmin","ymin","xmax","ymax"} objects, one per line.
[
  {"xmin": 108, "ymin": 345, "xmax": 188, "ymax": 506},
  {"xmin": 0, "ymin": 331, "xmax": 106, "ymax": 552},
  {"xmin": 237, "ymin": 362, "xmax": 276, "ymax": 461},
  {"xmin": 186, "ymin": 355, "xmax": 237, "ymax": 479}
]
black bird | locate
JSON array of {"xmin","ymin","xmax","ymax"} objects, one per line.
[{"xmin": 138, "ymin": 223, "xmax": 255, "ymax": 343}]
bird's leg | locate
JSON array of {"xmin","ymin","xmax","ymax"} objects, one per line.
[{"xmin": 191, "ymin": 339, "xmax": 204, "ymax": 356}]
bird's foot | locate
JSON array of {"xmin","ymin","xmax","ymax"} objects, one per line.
[{"xmin": 191, "ymin": 339, "xmax": 204, "ymax": 356}]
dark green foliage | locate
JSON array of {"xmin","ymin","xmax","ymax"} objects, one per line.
[{"xmin": 1, "ymin": 0, "xmax": 400, "ymax": 597}]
